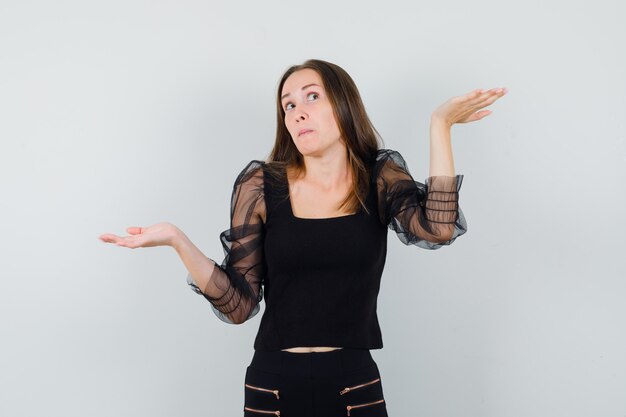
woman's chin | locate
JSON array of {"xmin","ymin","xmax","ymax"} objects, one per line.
[{"xmin": 295, "ymin": 141, "xmax": 320, "ymax": 156}]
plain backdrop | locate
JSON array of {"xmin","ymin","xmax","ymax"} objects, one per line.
[{"xmin": 1, "ymin": 0, "xmax": 625, "ymax": 416}]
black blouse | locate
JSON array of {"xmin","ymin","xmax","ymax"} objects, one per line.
[{"xmin": 186, "ymin": 148, "xmax": 467, "ymax": 351}]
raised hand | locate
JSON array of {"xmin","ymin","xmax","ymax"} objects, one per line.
[
  {"xmin": 432, "ymin": 87, "xmax": 508, "ymax": 127},
  {"xmin": 99, "ymin": 222, "xmax": 179, "ymax": 249}
]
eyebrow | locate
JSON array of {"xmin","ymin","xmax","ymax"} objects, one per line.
[{"xmin": 281, "ymin": 83, "xmax": 321, "ymax": 101}]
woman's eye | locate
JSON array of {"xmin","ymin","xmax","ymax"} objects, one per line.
[{"xmin": 284, "ymin": 92, "xmax": 319, "ymax": 111}]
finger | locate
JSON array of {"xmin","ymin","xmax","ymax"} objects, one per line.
[
  {"xmin": 461, "ymin": 109, "xmax": 491, "ymax": 123},
  {"xmin": 471, "ymin": 88, "xmax": 500, "ymax": 104},
  {"xmin": 484, "ymin": 88, "xmax": 508, "ymax": 99},
  {"xmin": 475, "ymin": 87, "xmax": 507, "ymax": 100},
  {"xmin": 117, "ymin": 237, "xmax": 139, "ymax": 248},
  {"xmin": 459, "ymin": 88, "xmax": 492, "ymax": 106},
  {"xmin": 99, "ymin": 234, "xmax": 120, "ymax": 243},
  {"xmin": 476, "ymin": 109, "xmax": 492, "ymax": 118},
  {"xmin": 481, "ymin": 90, "xmax": 506, "ymax": 107},
  {"xmin": 127, "ymin": 226, "xmax": 143, "ymax": 235},
  {"xmin": 469, "ymin": 88, "xmax": 507, "ymax": 111},
  {"xmin": 464, "ymin": 89, "xmax": 484, "ymax": 100}
]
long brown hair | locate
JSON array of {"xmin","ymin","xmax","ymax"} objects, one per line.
[{"xmin": 264, "ymin": 59, "xmax": 385, "ymax": 215}]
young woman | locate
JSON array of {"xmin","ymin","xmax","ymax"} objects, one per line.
[{"xmin": 100, "ymin": 59, "xmax": 507, "ymax": 416}]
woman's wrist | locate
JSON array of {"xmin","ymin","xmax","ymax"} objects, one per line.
[
  {"xmin": 169, "ymin": 225, "xmax": 188, "ymax": 250},
  {"xmin": 430, "ymin": 114, "xmax": 452, "ymax": 130},
  {"xmin": 429, "ymin": 115, "xmax": 455, "ymax": 177}
]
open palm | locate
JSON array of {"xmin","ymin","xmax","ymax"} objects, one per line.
[
  {"xmin": 99, "ymin": 222, "xmax": 177, "ymax": 249},
  {"xmin": 433, "ymin": 87, "xmax": 508, "ymax": 126}
]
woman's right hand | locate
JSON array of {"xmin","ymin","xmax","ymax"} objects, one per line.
[{"xmin": 99, "ymin": 222, "xmax": 180, "ymax": 249}]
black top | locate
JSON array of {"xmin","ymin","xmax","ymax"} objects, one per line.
[{"xmin": 187, "ymin": 148, "xmax": 467, "ymax": 351}]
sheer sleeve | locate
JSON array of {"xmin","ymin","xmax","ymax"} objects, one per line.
[
  {"xmin": 186, "ymin": 160, "xmax": 266, "ymax": 324},
  {"xmin": 374, "ymin": 149, "xmax": 467, "ymax": 250}
]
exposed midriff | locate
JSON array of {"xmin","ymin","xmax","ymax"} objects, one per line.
[{"xmin": 281, "ymin": 346, "xmax": 344, "ymax": 353}]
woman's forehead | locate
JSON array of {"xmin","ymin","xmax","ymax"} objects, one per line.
[{"xmin": 282, "ymin": 69, "xmax": 323, "ymax": 95}]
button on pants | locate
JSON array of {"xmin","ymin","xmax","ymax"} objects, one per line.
[{"xmin": 243, "ymin": 348, "xmax": 389, "ymax": 417}]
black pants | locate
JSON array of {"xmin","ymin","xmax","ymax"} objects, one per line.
[{"xmin": 243, "ymin": 348, "xmax": 389, "ymax": 417}]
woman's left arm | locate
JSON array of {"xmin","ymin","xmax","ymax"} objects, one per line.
[{"xmin": 429, "ymin": 87, "xmax": 508, "ymax": 177}]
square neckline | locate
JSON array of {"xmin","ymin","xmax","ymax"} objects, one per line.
[{"xmin": 284, "ymin": 167, "xmax": 361, "ymax": 221}]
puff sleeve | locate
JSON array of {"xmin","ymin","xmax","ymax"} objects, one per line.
[
  {"xmin": 374, "ymin": 149, "xmax": 467, "ymax": 249},
  {"xmin": 186, "ymin": 160, "xmax": 266, "ymax": 324}
]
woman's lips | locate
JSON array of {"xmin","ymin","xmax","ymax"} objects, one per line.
[{"xmin": 299, "ymin": 129, "xmax": 313, "ymax": 136}]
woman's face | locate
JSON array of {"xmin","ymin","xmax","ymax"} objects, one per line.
[{"xmin": 281, "ymin": 68, "xmax": 343, "ymax": 157}]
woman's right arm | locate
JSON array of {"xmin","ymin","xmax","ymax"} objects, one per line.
[
  {"xmin": 100, "ymin": 222, "xmax": 219, "ymax": 296},
  {"xmin": 100, "ymin": 161, "xmax": 267, "ymax": 325},
  {"xmin": 171, "ymin": 229, "xmax": 219, "ymax": 300}
]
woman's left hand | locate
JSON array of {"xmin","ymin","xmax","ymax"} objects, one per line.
[{"xmin": 432, "ymin": 87, "xmax": 508, "ymax": 127}]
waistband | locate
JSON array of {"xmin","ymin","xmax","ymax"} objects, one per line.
[{"xmin": 248, "ymin": 348, "xmax": 375, "ymax": 378}]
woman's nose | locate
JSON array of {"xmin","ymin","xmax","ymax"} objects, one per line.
[{"xmin": 295, "ymin": 109, "xmax": 308, "ymax": 121}]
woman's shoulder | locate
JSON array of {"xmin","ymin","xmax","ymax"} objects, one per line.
[
  {"xmin": 374, "ymin": 148, "xmax": 404, "ymax": 162},
  {"xmin": 372, "ymin": 148, "xmax": 408, "ymax": 175},
  {"xmin": 233, "ymin": 159, "xmax": 266, "ymax": 186},
  {"xmin": 233, "ymin": 159, "xmax": 288, "ymax": 197}
]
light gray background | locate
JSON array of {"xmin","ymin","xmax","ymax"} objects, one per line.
[{"xmin": 1, "ymin": 0, "xmax": 624, "ymax": 416}]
